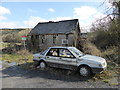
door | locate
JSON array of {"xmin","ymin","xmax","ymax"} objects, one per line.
[
  {"xmin": 58, "ymin": 48, "xmax": 77, "ymax": 70},
  {"xmin": 45, "ymin": 48, "xmax": 60, "ymax": 68}
]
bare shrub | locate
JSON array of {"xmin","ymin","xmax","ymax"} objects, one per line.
[{"xmin": 17, "ymin": 49, "xmax": 32, "ymax": 64}]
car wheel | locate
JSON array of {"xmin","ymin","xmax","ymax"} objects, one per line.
[
  {"xmin": 39, "ymin": 61, "xmax": 46, "ymax": 69},
  {"xmin": 79, "ymin": 66, "xmax": 91, "ymax": 77}
]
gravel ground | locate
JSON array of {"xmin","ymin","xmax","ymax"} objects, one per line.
[{"xmin": 1, "ymin": 62, "xmax": 119, "ymax": 88}]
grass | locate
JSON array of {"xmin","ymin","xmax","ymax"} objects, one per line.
[
  {"xmin": 2, "ymin": 54, "xmax": 19, "ymax": 62},
  {"xmin": 2, "ymin": 53, "xmax": 33, "ymax": 63},
  {"xmin": 1, "ymin": 42, "xmax": 33, "ymax": 66},
  {"xmin": 0, "ymin": 42, "xmax": 22, "ymax": 49},
  {"xmin": 90, "ymin": 61, "xmax": 119, "ymax": 85},
  {"xmin": 0, "ymin": 43, "xmax": 10, "ymax": 49},
  {"xmin": 1, "ymin": 49, "xmax": 33, "ymax": 64},
  {"xmin": 82, "ymin": 41, "xmax": 102, "ymax": 56},
  {"xmin": 102, "ymin": 80, "xmax": 110, "ymax": 83},
  {"xmin": 110, "ymin": 83, "xmax": 119, "ymax": 86},
  {"xmin": 94, "ymin": 70, "xmax": 115, "ymax": 80}
]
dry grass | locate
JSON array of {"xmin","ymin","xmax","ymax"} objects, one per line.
[
  {"xmin": 16, "ymin": 49, "xmax": 33, "ymax": 64},
  {"xmin": 95, "ymin": 70, "xmax": 115, "ymax": 79},
  {"xmin": 82, "ymin": 41, "xmax": 102, "ymax": 56},
  {"xmin": 2, "ymin": 49, "xmax": 33, "ymax": 64}
]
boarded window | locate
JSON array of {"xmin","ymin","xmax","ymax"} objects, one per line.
[
  {"xmin": 35, "ymin": 35, "xmax": 39, "ymax": 39},
  {"xmin": 62, "ymin": 39, "xmax": 68, "ymax": 44},
  {"xmin": 53, "ymin": 35, "xmax": 56, "ymax": 44},
  {"xmin": 41, "ymin": 35, "xmax": 45, "ymax": 44},
  {"xmin": 66, "ymin": 34, "xmax": 68, "ymax": 39}
]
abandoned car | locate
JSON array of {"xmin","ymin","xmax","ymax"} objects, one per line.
[{"xmin": 33, "ymin": 46, "xmax": 107, "ymax": 77}]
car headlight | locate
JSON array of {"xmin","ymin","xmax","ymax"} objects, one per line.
[
  {"xmin": 99, "ymin": 64, "xmax": 103, "ymax": 67},
  {"xmin": 99, "ymin": 62, "xmax": 106, "ymax": 67},
  {"xmin": 102, "ymin": 62, "xmax": 106, "ymax": 66}
]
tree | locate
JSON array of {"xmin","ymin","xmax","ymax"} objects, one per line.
[{"xmin": 89, "ymin": 0, "xmax": 120, "ymax": 64}]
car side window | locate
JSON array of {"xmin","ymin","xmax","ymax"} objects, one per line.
[
  {"xmin": 59, "ymin": 49, "xmax": 74, "ymax": 58},
  {"xmin": 46, "ymin": 48, "xmax": 58, "ymax": 57}
]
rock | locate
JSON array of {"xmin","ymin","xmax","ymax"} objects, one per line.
[{"xmin": 9, "ymin": 62, "xmax": 17, "ymax": 66}]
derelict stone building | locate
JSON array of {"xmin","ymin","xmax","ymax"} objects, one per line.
[{"xmin": 26, "ymin": 19, "xmax": 81, "ymax": 53}]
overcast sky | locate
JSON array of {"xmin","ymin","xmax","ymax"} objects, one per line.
[{"xmin": 0, "ymin": 0, "xmax": 113, "ymax": 32}]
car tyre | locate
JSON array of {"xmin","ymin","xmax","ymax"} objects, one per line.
[
  {"xmin": 78, "ymin": 66, "xmax": 92, "ymax": 78},
  {"xmin": 39, "ymin": 61, "xmax": 46, "ymax": 70}
]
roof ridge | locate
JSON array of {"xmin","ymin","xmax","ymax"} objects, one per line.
[{"xmin": 38, "ymin": 19, "xmax": 78, "ymax": 24}]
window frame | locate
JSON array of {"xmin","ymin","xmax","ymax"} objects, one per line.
[
  {"xmin": 46, "ymin": 48, "xmax": 59, "ymax": 57},
  {"xmin": 53, "ymin": 35, "xmax": 56, "ymax": 44},
  {"xmin": 58, "ymin": 48, "xmax": 76, "ymax": 58},
  {"xmin": 46, "ymin": 48, "xmax": 76, "ymax": 58},
  {"xmin": 41, "ymin": 35, "xmax": 45, "ymax": 44}
]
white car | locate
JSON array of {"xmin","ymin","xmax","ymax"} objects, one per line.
[{"xmin": 33, "ymin": 46, "xmax": 107, "ymax": 77}]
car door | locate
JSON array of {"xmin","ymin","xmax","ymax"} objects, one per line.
[
  {"xmin": 45, "ymin": 48, "xmax": 60, "ymax": 68},
  {"xmin": 58, "ymin": 48, "xmax": 77, "ymax": 70}
]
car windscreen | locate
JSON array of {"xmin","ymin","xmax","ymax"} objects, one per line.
[{"xmin": 69, "ymin": 47, "xmax": 84, "ymax": 57}]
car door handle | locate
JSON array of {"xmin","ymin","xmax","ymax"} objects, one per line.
[
  {"xmin": 59, "ymin": 57, "xmax": 62, "ymax": 59},
  {"xmin": 46, "ymin": 56, "xmax": 49, "ymax": 58}
]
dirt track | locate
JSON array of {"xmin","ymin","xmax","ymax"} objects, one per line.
[{"xmin": 1, "ymin": 62, "xmax": 119, "ymax": 88}]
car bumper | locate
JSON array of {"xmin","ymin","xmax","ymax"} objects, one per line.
[
  {"xmin": 92, "ymin": 67, "xmax": 106, "ymax": 73},
  {"xmin": 33, "ymin": 58, "xmax": 40, "ymax": 61}
]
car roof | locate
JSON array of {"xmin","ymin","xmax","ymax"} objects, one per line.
[{"xmin": 49, "ymin": 46, "xmax": 75, "ymax": 49}]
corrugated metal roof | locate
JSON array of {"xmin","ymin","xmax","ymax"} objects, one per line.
[{"xmin": 28, "ymin": 19, "xmax": 79, "ymax": 35}]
